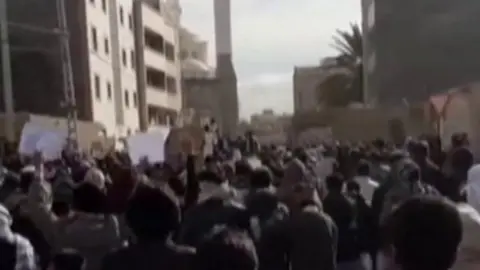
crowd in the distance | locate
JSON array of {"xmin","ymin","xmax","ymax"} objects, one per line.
[{"xmin": 0, "ymin": 129, "xmax": 479, "ymax": 270}]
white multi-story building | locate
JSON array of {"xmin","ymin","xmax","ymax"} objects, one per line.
[
  {"xmin": 133, "ymin": 0, "xmax": 183, "ymax": 130},
  {"xmin": 86, "ymin": 0, "xmax": 139, "ymax": 137},
  {"xmin": 179, "ymin": 27, "xmax": 214, "ymax": 78},
  {"xmin": 5, "ymin": 0, "xmax": 186, "ymax": 140}
]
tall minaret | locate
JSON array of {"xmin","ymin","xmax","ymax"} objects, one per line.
[{"xmin": 213, "ymin": 0, "xmax": 239, "ymax": 136}]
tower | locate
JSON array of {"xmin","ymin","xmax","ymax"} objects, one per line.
[{"xmin": 213, "ymin": 0, "xmax": 238, "ymax": 136}]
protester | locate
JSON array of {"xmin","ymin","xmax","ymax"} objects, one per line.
[
  {"xmin": 1, "ymin": 128, "xmax": 479, "ymax": 270},
  {"xmin": 352, "ymin": 160, "xmax": 379, "ymax": 204},
  {"xmin": 193, "ymin": 226, "xmax": 258, "ymax": 270},
  {"xmin": 323, "ymin": 174, "xmax": 364, "ymax": 270},
  {"xmin": 0, "ymin": 203, "xmax": 37, "ymax": 270},
  {"xmin": 102, "ymin": 185, "xmax": 194, "ymax": 270},
  {"xmin": 380, "ymin": 197, "xmax": 462, "ymax": 270}
]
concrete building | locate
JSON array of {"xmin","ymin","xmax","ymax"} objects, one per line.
[
  {"xmin": 2, "ymin": 0, "xmax": 140, "ymax": 138},
  {"xmin": 133, "ymin": 0, "xmax": 183, "ymax": 130},
  {"xmin": 293, "ymin": 66, "xmax": 323, "ymax": 113},
  {"xmin": 362, "ymin": 0, "xmax": 480, "ymax": 105},
  {"xmin": 249, "ymin": 109, "xmax": 290, "ymax": 145},
  {"xmin": 1, "ymin": 0, "xmax": 186, "ymax": 137},
  {"xmin": 293, "ymin": 58, "xmax": 341, "ymax": 113},
  {"xmin": 183, "ymin": 0, "xmax": 239, "ymax": 136},
  {"xmin": 179, "ymin": 27, "xmax": 214, "ymax": 79}
]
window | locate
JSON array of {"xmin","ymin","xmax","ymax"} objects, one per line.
[
  {"xmin": 166, "ymin": 76, "xmax": 177, "ymax": 93},
  {"xmin": 119, "ymin": 6, "xmax": 124, "ymax": 26},
  {"xmin": 91, "ymin": 26, "xmax": 98, "ymax": 51},
  {"xmin": 104, "ymin": 37, "xmax": 109, "ymax": 55},
  {"xmin": 133, "ymin": 92, "xmax": 138, "ymax": 107},
  {"xmin": 180, "ymin": 50, "xmax": 188, "ymax": 60},
  {"xmin": 146, "ymin": 67, "xmax": 166, "ymax": 89},
  {"xmin": 144, "ymin": 28, "xmax": 164, "ymax": 54},
  {"xmin": 122, "ymin": 49, "xmax": 127, "ymax": 66},
  {"xmin": 94, "ymin": 74, "xmax": 101, "ymax": 100},
  {"xmin": 101, "ymin": 0, "xmax": 107, "ymax": 12},
  {"xmin": 124, "ymin": 90, "xmax": 130, "ymax": 107},
  {"xmin": 165, "ymin": 42, "xmax": 175, "ymax": 62},
  {"xmin": 107, "ymin": 82, "xmax": 112, "ymax": 100},
  {"xmin": 130, "ymin": 50, "xmax": 135, "ymax": 69},
  {"xmin": 128, "ymin": 14, "xmax": 133, "ymax": 30}
]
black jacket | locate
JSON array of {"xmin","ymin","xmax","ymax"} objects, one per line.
[{"xmin": 178, "ymin": 198, "xmax": 251, "ymax": 248}]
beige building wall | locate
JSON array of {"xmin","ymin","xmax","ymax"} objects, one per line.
[
  {"xmin": 439, "ymin": 83, "xmax": 480, "ymax": 159},
  {"xmin": 293, "ymin": 66, "xmax": 323, "ymax": 113},
  {"xmin": 114, "ymin": 0, "xmax": 140, "ymax": 136},
  {"xmin": 179, "ymin": 27, "xmax": 214, "ymax": 79},
  {"xmin": 86, "ymin": 0, "xmax": 117, "ymax": 136}
]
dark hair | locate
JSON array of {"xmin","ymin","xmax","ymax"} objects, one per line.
[
  {"xmin": 19, "ymin": 172, "xmax": 35, "ymax": 194},
  {"xmin": 197, "ymin": 170, "xmax": 224, "ymax": 185},
  {"xmin": 73, "ymin": 183, "xmax": 107, "ymax": 213},
  {"xmin": 451, "ymin": 147, "xmax": 473, "ymax": 172},
  {"xmin": 356, "ymin": 160, "xmax": 370, "ymax": 176},
  {"xmin": 382, "ymin": 197, "xmax": 462, "ymax": 270},
  {"xmin": 326, "ymin": 173, "xmax": 344, "ymax": 192},
  {"xmin": 51, "ymin": 250, "xmax": 85, "ymax": 270},
  {"xmin": 250, "ymin": 168, "xmax": 272, "ymax": 189},
  {"xmin": 346, "ymin": 180, "xmax": 360, "ymax": 193},
  {"xmin": 194, "ymin": 227, "xmax": 258, "ymax": 270},
  {"xmin": 52, "ymin": 201, "xmax": 71, "ymax": 217},
  {"xmin": 125, "ymin": 185, "xmax": 180, "ymax": 241}
]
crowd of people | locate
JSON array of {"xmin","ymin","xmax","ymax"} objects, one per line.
[{"xmin": 0, "ymin": 129, "xmax": 479, "ymax": 270}]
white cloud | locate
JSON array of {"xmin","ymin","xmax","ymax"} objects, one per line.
[{"xmin": 179, "ymin": 0, "xmax": 361, "ymax": 117}]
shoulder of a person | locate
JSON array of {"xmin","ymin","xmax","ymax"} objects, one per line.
[
  {"xmin": 224, "ymin": 199, "xmax": 247, "ymax": 211},
  {"xmin": 12, "ymin": 232, "xmax": 34, "ymax": 250},
  {"xmin": 458, "ymin": 204, "xmax": 480, "ymax": 225},
  {"xmin": 166, "ymin": 241, "xmax": 196, "ymax": 256}
]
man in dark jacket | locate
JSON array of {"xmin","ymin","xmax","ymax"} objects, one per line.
[
  {"xmin": 177, "ymin": 171, "xmax": 251, "ymax": 248},
  {"xmin": 245, "ymin": 168, "xmax": 289, "ymax": 270},
  {"xmin": 323, "ymin": 174, "xmax": 364, "ymax": 270},
  {"xmin": 102, "ymin": 185, "xmax": 194, "ymax": 270},
  {"xmin": 283, "ymin": 181, "xmax": 337, "ymax": 270}
]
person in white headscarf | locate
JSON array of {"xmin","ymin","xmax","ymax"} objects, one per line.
[{"xmin": 451, "ymin": 164, "xmax": 480, "ymax": 270}]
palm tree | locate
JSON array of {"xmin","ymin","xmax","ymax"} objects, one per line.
[{"xmin": 317, "ymin": 23, "xmax": 364, "ymax": 107}]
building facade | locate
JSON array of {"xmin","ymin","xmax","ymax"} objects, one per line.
[
  {"xmin": 293, "ymin": 66, "xmax": 323, "ymax": 113},
  {"xmin": 182, "ymin": 0, "xmax": 239, "ymax": 136},
  {"xmin": 1, "ymin": 0, "xmax": 187, "ymax": 138},
  {"xmin": 133, "ymin": 0, "xmax": 182, "ymax": 131},
  {"xmin": 2, "ymin": 0, "xmax": 141, "ymax": 137},
  {"xmin": 293, "ymin": 58, "xmax": 341, "ymax": 113},
  {"xmin": 363, "ymin": 0, "xmax": 480, "ymax": 105},
  {"xmin": 179, "ymin": 27, "xmax": 214, "ymax": 79}
]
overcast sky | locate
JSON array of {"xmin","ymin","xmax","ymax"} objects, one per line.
[{"xmin": 179, "ymin": 0, "xmax": 361, "ymax": 119}]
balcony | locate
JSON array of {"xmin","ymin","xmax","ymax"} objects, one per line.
[
  {"xmin": 146, "ymin": 67, "xmax": 166, "ymax": 90},
  {"xmin": 144, "ymin": 28, "xmax": 164, "ymax": 55}
]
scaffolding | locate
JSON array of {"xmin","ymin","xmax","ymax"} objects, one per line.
[{"xmin": 0, "ymin": 0, "xmax": 78, "ymax": 149}]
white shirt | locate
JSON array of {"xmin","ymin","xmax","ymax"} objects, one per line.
[{"xmin": 353, "ymin": 176, "xmax": 379, "ymax": 204}]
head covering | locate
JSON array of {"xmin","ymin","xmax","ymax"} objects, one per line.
[
  {"xmin": 83, "ymin": 167, "xmax": 108, "ymax": 190},
  {"xmin": 466, "ymin": 165, "xmax": 480, "ymax": 212}
]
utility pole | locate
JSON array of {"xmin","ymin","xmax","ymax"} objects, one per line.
[
  {"xmin": 56, "ymin": 0, "xmax": 78, "ymax": 151},
  {"xmin": 0, "ymin": 0, "xmax": 15, "ymax": 142}
]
